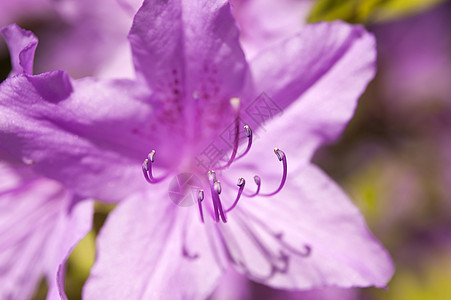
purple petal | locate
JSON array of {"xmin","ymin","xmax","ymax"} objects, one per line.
[
  {"xmin": 0, "ymin": 159, "xmax": 93, "ymax": 300},
  {"xmin": 0, "ymin": 24, "xmax": 38, "ymax": 76},
  {"xmin": 0, "ymin": 75, "xmax": 156, "ymax": 202},
  {"xmin": 224, "ymin": 164, "xmax": 393, "ymax": 289},
  {"xmin": 84, "ymin": 189, "xmax": 223, "ymax": 300},
  {"xmin": 45, "ymin": 198, "xmax": 93, "ymax": 300},
  {"xmin": 209, "ymin": 267, "xmax": 253, "ymax": 300},
  {"xmin": 247, "ymin": 21, "xmax": 375, "ymax": 126},
  {"xmin": 233, "ymin": 22, "xmax": 376, "ymax": 173},
  {"xmin": 26, "ymin": 70, "xmax": 73, "ymax": 102},
  {"xmin": 231, "ymin": 0, "xmax": 313, "ymax": 58},
  {"xmin": 129, "ymin": 0, "xmax": 246, "ymax": 92}
]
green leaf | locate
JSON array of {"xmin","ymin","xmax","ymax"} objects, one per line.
[{"xmin": 308, "ymin": 0, "xmax": 448, "ymax": 24}]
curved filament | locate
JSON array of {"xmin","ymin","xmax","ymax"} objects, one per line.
[
  {"xmin": 244, "ymin": 175, "xmax": 261, "ymax": 197},
  {"xmin": 235, "ymin": 125, "xmax": 253, "ymax": 160},
  {"xmin": 225, "ymin": 178, "xmax": 246, "ymax": 213},
  {"xmin": 260, "ymin": 148, "xmax": 287, "ymax": 196},
  {"xmin": 142, "ymin": 150, "xmax": 168, "ymax": 184}
]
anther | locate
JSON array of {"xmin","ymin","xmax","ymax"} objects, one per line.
[
  {"xmin": 197, "ymin": 189, "xmax": 205, "ymax": 223},
  {"xmin": 274, "ymin": 148, "xmax": 284, "ymax": 161},
  {"xmin": 142, "ymin": 159, "xmax": 149, "ymax": 171},
  {"xmin": 142, "ymin": 150, "xmax": 167, "ymax": 184},
  {"xmin": 148, "ymin": 150, "xmax": 156, "ymax": 163},
  {"xmin": 244, "ymin": 175, "xmax": 261, "ymax": 197},
  {"xmin": 208, "ymin": 170, "xmax": 227, "ymax": 223},
  {"xmin": 214, "ymin": 181, "xmax": 222, "ymax": 195},
  {"xmin": 208, "ymin": 170, "xmax": 217, "ymax": 182},
  {"xmin": 254, "ymin": 175, "xmax": 261, "ymax": 186},
  {"xmin": 244, "ymin": 125, "xmax": 252, "ymax": 137}
]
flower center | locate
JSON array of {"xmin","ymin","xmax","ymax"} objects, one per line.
[
  {"xmin": 142, "ymin": 97, "xmax": 289, "ymax": 223},
  {"xmin": 142, "ymin": 124, "xmax": 288, "ymax": 224}
]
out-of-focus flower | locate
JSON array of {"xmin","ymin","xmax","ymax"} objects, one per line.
[
  {"xmin": 307, "ymin": 0, "xmax": 448, "ymax": 24},
  {"xmin": 308, "ymin": 2, "xmax": 451, "ymax": 300},
  {"xmin": 0, "ymin": 24, "xmax": 94, "ymax": 300},
  {"xmin": 0, "ymin": 0, "xmax": 393, "ymax": 298},
  {"xmin": 372, "ymin": 0, "xmax": 451, "ymax": 110},
  {"xmin": 0, "ymin": 0, "xmax": 141, "ymax": 79},
  {"xmin": 0, "ymin": 0, "xmax": 54, "ymax": 28}
]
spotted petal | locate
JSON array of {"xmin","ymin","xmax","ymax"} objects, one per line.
[{"xmin": 129, "ymin": 0, "xmax": 248, "ymax": 140}]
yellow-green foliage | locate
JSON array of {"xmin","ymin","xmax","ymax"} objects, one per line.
[{"xmin": 308, "ymin": 0, "xmax": 447, "ymax": 23}]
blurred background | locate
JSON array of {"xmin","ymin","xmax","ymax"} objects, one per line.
[{"xmin": 1, "ymin": 0, "xmax": 450, "ymax": 299}]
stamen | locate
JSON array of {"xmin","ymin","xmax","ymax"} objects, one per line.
[
  {"xmin": 208, "ymin": 170, "xmax": 217, "ymax": 182},
  {"xmin": 244, "ymin": 175, "xmax": 261, "ymax": 197},
  {"xmin": 208, "ymin": 170, "xmax": 227, "ymax": 223},
  {"xmin": 242, "ymin": 148, "xmax": 287, "ymax": 197},
  {"xmin": 235, "ymin": 125, "xmax": 253, "ymax": 160},
  {"xmin": 260, "ymin": 148, "xmax": 287, "ymax": 196},
  {"xmin": 197, "ymin": 190, "xmax": 205, "ymax": 223},
  {"xmin": 225, "ymin": 178, "xmax": 246, "ymax": 213},
  {"xmin": 142, "ymin": 150, "xmax": 167, "ymax": 184},
  {"xmin": 214, "ymin": 181, "xmax": 222, "ymax": 195}
]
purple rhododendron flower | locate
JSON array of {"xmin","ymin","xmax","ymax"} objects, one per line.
[
  {"xmin": 0, "ymin": 25, "xmax": 94, "ymax": 300},
  {"xmin": 0, "ymin": 0, "xmax": 393, "ymax": 298},
  {"xmin": 372, "ymin": 0, "xmax": 451, "ymax": 108}
]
